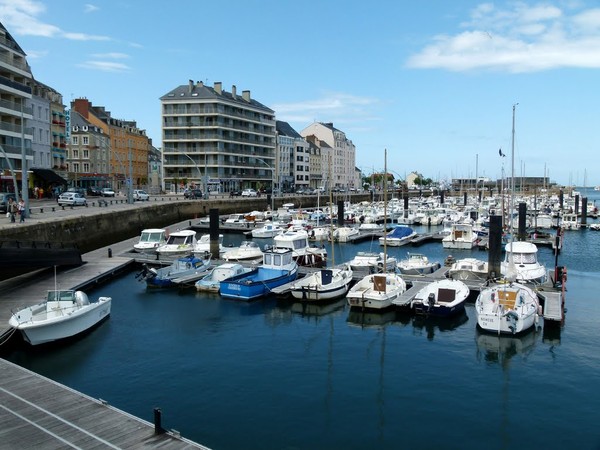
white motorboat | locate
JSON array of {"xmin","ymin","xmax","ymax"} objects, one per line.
[
  {"xmin": 347, "ymin": 273, "xmax": 407, "ymax": 310},
  {"xmin": 501, "ymin": 241, "xmax": 547, "ymax": 284},
  {"xmin": 224, "ymin": 213, "xmax": 248, "ymax": 226},
  {"xmin": 475, "ymin": 282, "xmax": 541, "ymax": 335},
  {"xmin": 410, "ymin": 279, "xmax": 470, "ymax": 317},
  {"xmin": 137, "ymin": 253, "xmax": 212, "ymax": 288},
  {"xmin": 133, "ymin": 228, "xmax": 167, "ymax": 254},
  {"xmin": 273, "ymin": 229, "xmax": 327, "ymax": 267},
  {"xmin": 290, "ymin": 265, "xmax": 353, "ymax": 302},
  {"xmin": 561, "ymin": 213, "xmax": 580, "ymax": 230},
  {"xmin": 251, "ymin": 222, "xmax": 284, "ymax": 238},
  {"xmin": 397, "ymin": 253, "xmax": 441, "ymax": 275},
  {"xmin": 156, "ymin": 229, "xmax": 197, "ymax": 257},
  {"xmin": 347, "ymin": 251, "xmax": 396, "ymax": 273},
  {"xmin": 8, "ymin": 289, "xmax": 111, "ymax": 346},
  {"xmin": 193, "ymin": 233, "xmax": 224, "ymax": 257},
  {"xmin": 379, "ymin": 226, "xmax": 416, "ymax": 247},
  {"xmin": 308, "ymin": 226, "xmax": 332, "ymax": 242},
  {"xmin": 195, "ymin": 263, "xmax": 252, "ymax": 292},
  {"xmin": 332, "ymin": 226, "xmax": 359, "ymax": 243},
  {"xmin": 442, "ymin": 222, "xmax": 478, "ymax": 249},
  {"xmin": 447, "ymin": 257, "xmax": 489, "ymax": 282},
  {"xmin": 223, "ymin": 241, "xmax": 263, "ymax": 261}
]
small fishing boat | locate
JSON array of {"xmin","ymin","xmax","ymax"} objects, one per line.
[
  {"xmin": 195, "ymin": 263, "xmax": 252, "ymax": 293},
  {"xmin": 442, "ymin": 222, "xmax": 478, "ymax": 249},
  {"xmin": 346, "ymin": 272, "xmax": 407, "ymax": 310},
  {"xmin": 289, "ymin": 265, "xmax": 353, "ymax": 302},
  {"xmin": 379, "ymin": 226, "xmax": 416, "ymax": 247},
  {"xmin": 251, "ymin": 222, "xmax": 284, "ymax": 238},
  {"xmin": 137, "ymin": 253, "xmax": 212, "ymax": 288},
  {"xmin": 501, "ymin": 241, "xmax": 547, "ymax": 285},
  {"xmin": 8, "ymin": 289, "xmax": 111, "ymax": 346},
  {"xmin": 156, "ymin": 230, "xmax": 197, "ymax": 257},
  {"xmin": 447, "ymin": 257, "xmax": 489, "ymax": 282},
  {"xmin": 273, "ymin": 229, "xmax": 327, "ymax": 267},
  {"xmin": 332, "ymin": 226, "xmax": 359, "ymax": 243},
  {"xmin": 220, "ymin": 248, "xmax": 298, "ymax": 301},
  {"xmin": 347, "ymin": 251, "xmax": 396, "ymax": 273},
  {"xmin": 133, "ymin": 228, "xmax": 167, "ymax": 254},
  {"xmin": 475, "ymin": 282, "xmax": 541, "ymax": 335},
  {"xmin": 222, "ymin": 241, "xmax": 263, "ymax": 261},
  {"xmin": 193, "ymin": 233, "xmax": 224, "ymax": 257},
  {"xmin": 397, "ymin": 253, "xmax": 441, "ymax": 275},
  {"xmin": 410, "ymin": 279, "xmax": 470, "ymax": 317}
]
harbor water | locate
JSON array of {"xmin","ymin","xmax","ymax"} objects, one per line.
[{"xmin": 4, "ymin": 192, "xmax": 600, "ymax": 450}]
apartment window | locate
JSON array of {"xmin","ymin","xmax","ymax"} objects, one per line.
[
  {"xmin": 73, "ymin": 163, "xmax": 80, "ymax": 173},
  {"xmin": 83, "ymin": 149, "xmax": 89, "ymax": 159},
  {"xmin": 83, "ymin": 163, "xmax": 90, "ymax": 172},
  {"xmin": 83, "ymin": 136, "xmax": 89, "ymax": 145},
  {"xmin": 73, "ymin": 149, "xmax": 79, "ymax": 158},
  {"xmin": 72, "ymin": 136, "xmax": 78, "ymax": 145}
]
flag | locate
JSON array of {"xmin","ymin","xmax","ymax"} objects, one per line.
[{"xmin": 499, "ymin": 148, "xmax": 506, "ymax": 157}]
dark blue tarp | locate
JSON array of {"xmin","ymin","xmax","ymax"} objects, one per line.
[{"xmin": 387, "ymin": 227, "xmax": 414, "ymax": 239}]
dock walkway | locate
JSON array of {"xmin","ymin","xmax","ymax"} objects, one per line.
[{"xmin": 0, "ymin": 358, "xmax": 209, "ymax": 449}]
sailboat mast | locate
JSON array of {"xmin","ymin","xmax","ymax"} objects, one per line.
[
  {"xmin": 329, "ymin": 153, "xmax": 334, "ymax": 267},
  {"xmin": 510, "ymin": 103, "xmax": 517, "ymax": 235},
  {"xmin": 383, "ymin": 149, "xmax": 388, "ymax": 269}
]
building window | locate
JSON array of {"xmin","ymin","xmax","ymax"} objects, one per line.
[
  {"xmin": 73, "ymin": 149, "xmax": 79, "ymax": 158},
  {"xmin": 83, "ymin": 163, "xmax": 90, "ymax": 172},
  {"xmin": 83, "ymin": 149, "xmax": 89, "ymax": 159},
  {"xmin": 73, "ymin": 163, "xmax": 80, "ymax": 173},
  {"xmin": 82, "ymin": 136, "xmax": 89, "ymax": 145},
  {"xmin": 72, "ymin": 136, "xmax": 78, "ymax": 145}
]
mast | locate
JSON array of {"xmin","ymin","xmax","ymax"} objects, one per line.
[
  {"xmin": 509, "ymin": 103, "xmax": 518, "ymax": 235},
  {"xmin": 329, "ymin": 153, "xmax": 334, "ymax": 267},
  {"xmin": 383, "ymin": 149, "xmax": 388, "ymax": 270}
]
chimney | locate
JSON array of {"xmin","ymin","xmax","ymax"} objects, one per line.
[
  {"xmin": 214, "ymin": 82, "xmax": 222, "ymax": 94},
  {"xmin": 231, "ymin": 85, "xmax": 236, "ymax": 98},
  {"xmin": 242, "ymin": 90, "xmax": 251, "ymax": 102},
  {"xmin": 72, "ymin": 98, "xmax": 90, "ymax": 119},
  {"xmin": 196, "ymin": 80, "xmax": 203, "ymax": 88},
  {"xmin": 188, "ymin": 79, "xmax": 193, "ymax": 93}
]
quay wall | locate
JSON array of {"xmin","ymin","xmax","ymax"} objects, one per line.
[{"xmin": 1, "ymin": 194, "xmax": 372, "ymax": 253}]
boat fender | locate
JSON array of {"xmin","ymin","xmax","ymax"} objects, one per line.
[{"xmin": 186, "ymin": 263, "xmax": 192, "ymax": 269}]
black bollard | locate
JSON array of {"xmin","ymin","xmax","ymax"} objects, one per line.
[
  {"xmin": 337, "ymin": 200, "xmax": 345, "ymax": 226},
  {"xmin": 154, "ymin": 408, "xmax": 165, "ymax": 434},
  {"xmin": 108, "ymin": 248, "xmax": 112, "ymax": 258},
  {"xmin": 210, "ymin": 208, "xmax": 220, "ymax": 257},
  {"xmin": 488, "ymin": 215, "xmax": 503, "ymax": 279},
  {"xmin": 574, "ymin": 194, "xmax": 579, "ymax": 216},
  {"xmin": 581, "ymin": 197, "xmax": 588, "ymax": 226},
  {"xmin": 518, "ymin": 202, "xmax": 527, "ymax": 241}
]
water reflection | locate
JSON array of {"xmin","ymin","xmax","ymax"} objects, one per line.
[
  {"xmin": 411, "ymin": 309, "xmax": 469, "ymax": 340},
  {"xmin": 475, "ymin": 328, "xmax": 538, "ymax": 367},
  {"xmin": 346, "ymin": 309, "xmax": 410, "ymax": 329}
]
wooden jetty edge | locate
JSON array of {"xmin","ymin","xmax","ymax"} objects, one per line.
[{"xmin": 0, "ymin": 358, "xmax": 210, "ymax": 449}]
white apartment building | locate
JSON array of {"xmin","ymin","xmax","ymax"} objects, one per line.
[
  {"xmin": 0, "ymin": 22, "xmax": 33, "ymax": 185},
  {"xmin": 300, "ymin": 122, "xmax": 356, "ymax": 190},
  {"xmin": 160, "ymin": 80, "xmax": 276, "ymax": 194}
]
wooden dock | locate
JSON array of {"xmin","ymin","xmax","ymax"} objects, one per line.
[{"xmin": 0, "ymin": 358, "xmax": 209, "ymax": 449}]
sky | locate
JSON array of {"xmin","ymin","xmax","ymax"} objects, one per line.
[{"xmin": 2, "ymin": 0, "xmax": 600, "ymax": 187}]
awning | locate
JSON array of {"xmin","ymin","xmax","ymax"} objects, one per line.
[{"xmin": 31, "ymin": 168, "xmax": 67, "ymax": 185}]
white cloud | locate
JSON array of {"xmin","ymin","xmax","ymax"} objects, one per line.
[
  {"xmin": 90, "ymin": 52, "xmax": 130, "ymax": 59},
  {"xmin": 77, "ymin": 60, "xmax": 131, "ymax": 73},
  {"xmin": 407, "ymin": 2, "xmax": 600, "ymax": 72},
  {"xmin": 0, "ymin": 0, "xmax": 110, "ymax": 41},
  {"xmin": 84, "ymin": 4, "xmax": 99, "ymax": 13},
  {"xmin": 272, "ymin": 92, "xmax": 380, "ymax": 130}
]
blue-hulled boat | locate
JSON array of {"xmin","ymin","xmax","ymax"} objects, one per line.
[
  {"xmin": 137, "ymin": 253, "xmax": 212, "ymax": 288},
  {"xmin": 219, "ymin": 249, "xmax": 298, "ymax": 301}
]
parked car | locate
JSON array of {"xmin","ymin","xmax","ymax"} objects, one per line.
[
  {"xmin": 241, "ymin": 188, "xmax": 257, "ymax": 197},
  {"xmin": 101, "ymin": 187, "xmax": 116, "ymax": 197},
  {"xmin": 184, "ymin": 189, "xmax": 203, "ymax": 199},
  {"xmin": 58, "ymin": 192, "xmax": 87, "ymax": 206},
  {"xmin": 87, "ymin": 186, "xmax": 102, "ymax": 196},
  {"xmin": 133, "ymin": 189, "xmax": 150, "ymax": 201},
  {"xmin": 67, "ymin": 187, "xmax": 86, "ymax": 196},
  {"xmin": 0, "ymin": 192, "xmax": 17, "ymax": 213},
  {"xmin": 229, "ymin": 190, "xmax": 242, "ymax": 197}
]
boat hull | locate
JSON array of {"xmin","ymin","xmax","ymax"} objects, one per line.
[
  {"xmin": 220, "ymin": 267, "xmax": 298, "ymax": 301},
  {"xmin": 290, "ymin": 269, "xmax": 353, "ymax": 302},
  {"xmin": 9, "ymin": 298, "xmax": 111, "ymax": 346}
]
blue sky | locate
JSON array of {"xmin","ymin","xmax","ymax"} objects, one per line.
[{"xmin": 3, "ymin": 0, "xmax": 600, "ymax": 187}]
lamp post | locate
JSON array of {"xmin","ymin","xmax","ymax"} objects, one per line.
[
  {"xmin": 254, "ymin": 157, "xmax": 274, "ymax": 211},
  {"xmin": 182, "ymin": 152, "xmax": 202, "ymax": 194}
]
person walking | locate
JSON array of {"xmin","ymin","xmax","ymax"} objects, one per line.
[
  {"xmin": 7, "ymin": 197, "xmax": 17, "ymax": 223},
  {"xmin": 18, "ymin": 198, "xmax": 25, "ymax": 223}
]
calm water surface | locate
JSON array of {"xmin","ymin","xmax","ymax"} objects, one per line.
[{"xmin": 5, "ymin": 192, "xmax": 600, "ymax": 450}]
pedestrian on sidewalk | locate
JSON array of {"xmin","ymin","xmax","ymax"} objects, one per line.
[
  {"xmin": 7, "ymin": 197, "xmax": 17, "ymax": 223},
  {"xmin": 18, "ymin": 199, "xmax": 25, "ymax": 223}
]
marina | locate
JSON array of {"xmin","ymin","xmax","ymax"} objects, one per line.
[{"xmin": 1, "ymin": 191, "xmax": 599, "ymax": 450}]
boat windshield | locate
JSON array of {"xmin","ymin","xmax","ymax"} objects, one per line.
[
  {"xmin": 141, "ymin": 232, "xmax": 164, "ymax": 243},
  {"xmin": 512, "ymin": 253, "xmax": 536, "ymax": 264},
  {"xmin": 167, "ymin": 235, "xmax": 188, "ymax": 245},
  {"xmin": 47, "ymin": 290, "xmax": 75, "ymax": 302}
]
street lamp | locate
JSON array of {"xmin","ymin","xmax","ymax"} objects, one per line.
[
  {"xmin": 254, "ymin": 157, "xmax": 274, "ymax": 211},
  {"xmin": 182, "ymin": 152, "xmax": 202, "ymax": 191}
]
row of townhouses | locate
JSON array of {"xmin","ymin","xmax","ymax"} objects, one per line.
[{"xmin": 0, "ymin": 22, "xmax": 360, "ymax": 199}]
